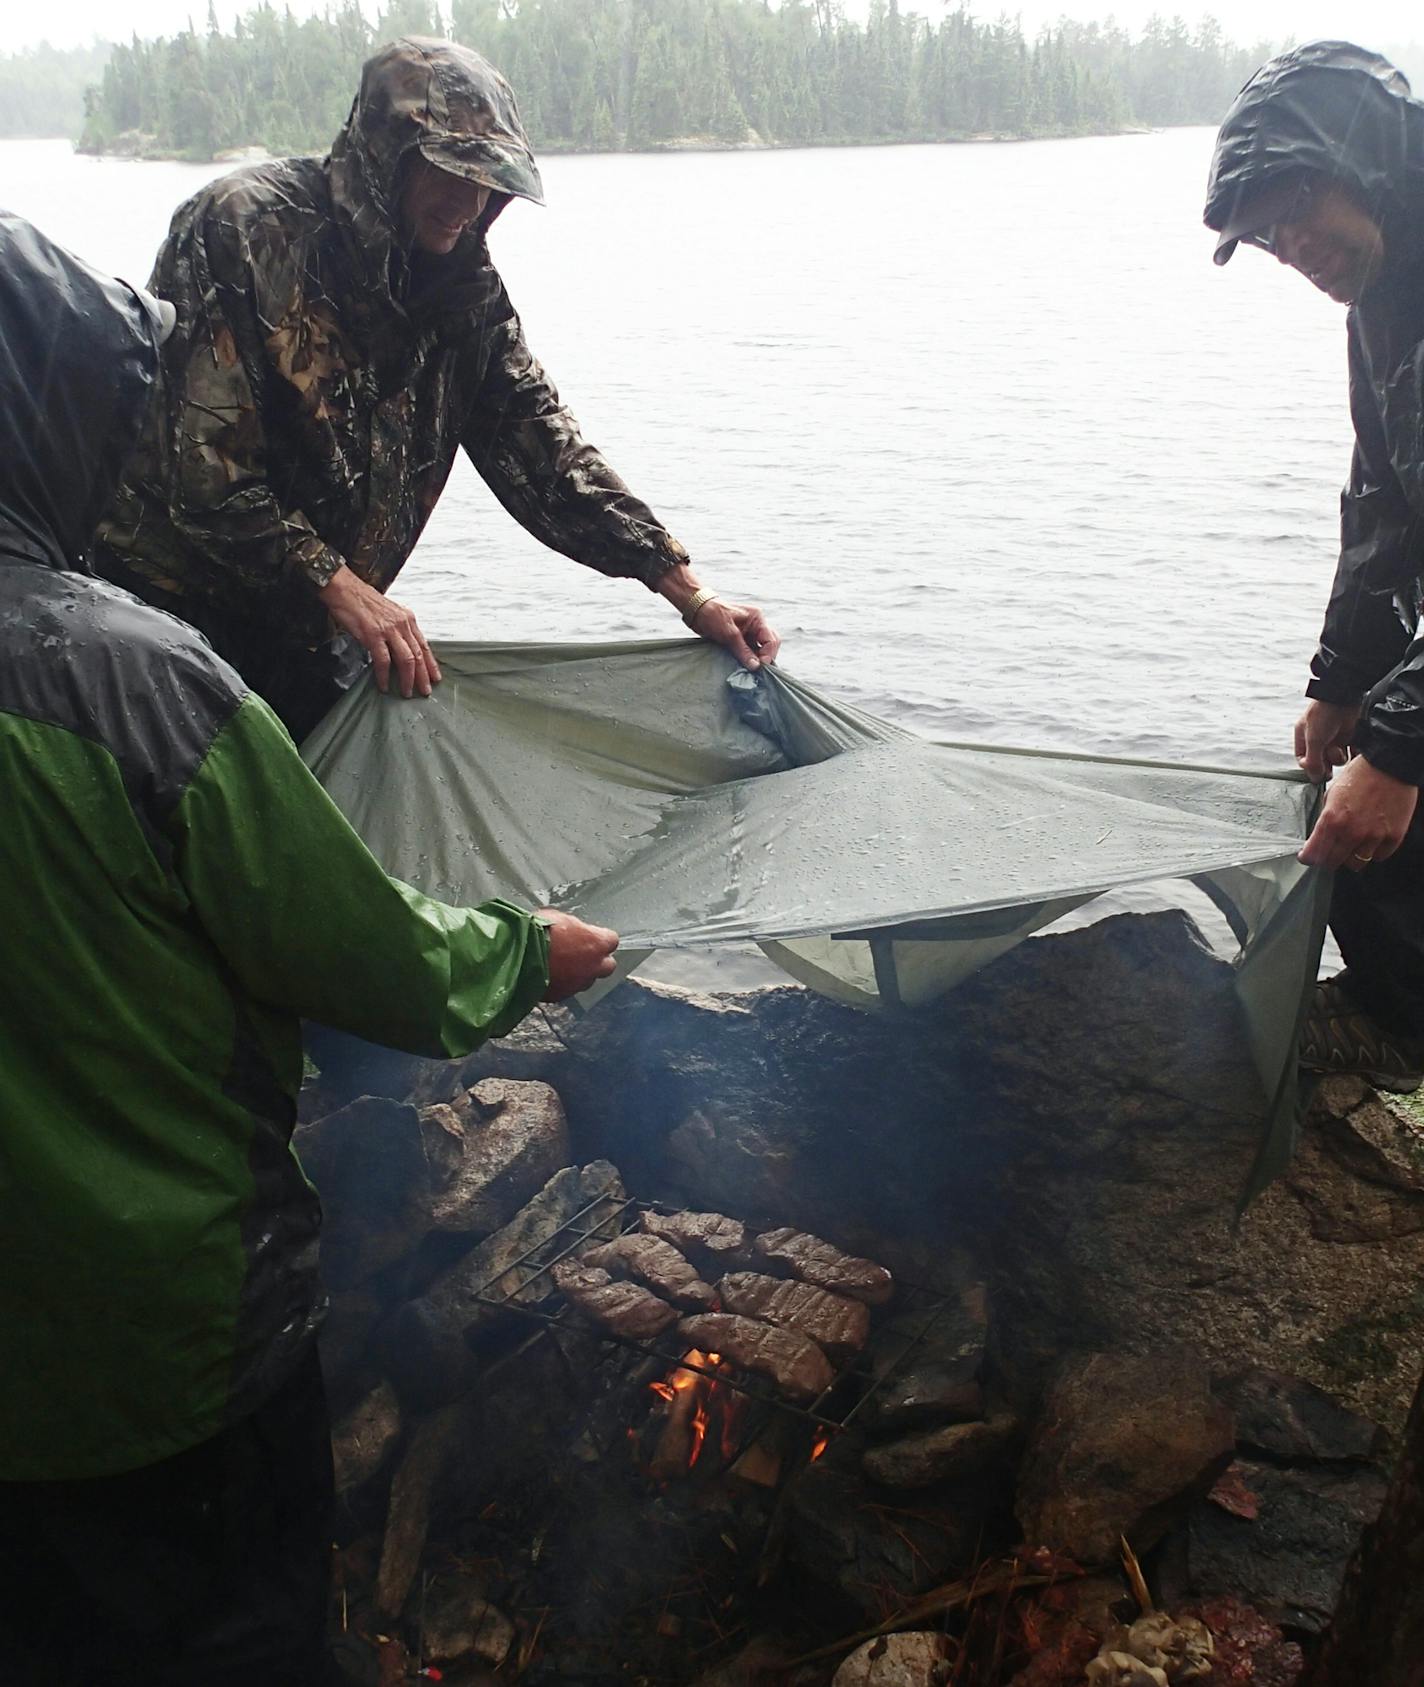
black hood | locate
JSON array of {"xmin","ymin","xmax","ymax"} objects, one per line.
[
  {"xmin": 0, "ymin": 212, "xmax": 162, "ymax": 571},
  {"xmin": 1205, "ymin": 42, "xmax": 1424, "ymax": 268}
]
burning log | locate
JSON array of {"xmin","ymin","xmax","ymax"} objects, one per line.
[
  {"xmin": 377, "ymin": 1161, "xmax": 626, "ymax": 1408},
  {"xmin": 648, "ymin": 1350, "xmax": 717, "ymax": 1482},
  {"xmin": 753, "ymin": 1228, "xmax": 895, "ymax": 1306}
]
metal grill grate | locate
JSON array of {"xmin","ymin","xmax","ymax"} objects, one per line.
[{"xmin": 466, "ymin": 1180, "xmax": 959, "ymax": 1434}]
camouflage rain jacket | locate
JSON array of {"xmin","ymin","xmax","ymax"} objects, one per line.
[{"xmin": 95, "ymin": 37, "xmax": 689, "ymax": 729}]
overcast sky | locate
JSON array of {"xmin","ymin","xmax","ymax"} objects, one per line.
[{"xmin": 6, "ymin": 0, "xmax": 1423, "ymax": 56}]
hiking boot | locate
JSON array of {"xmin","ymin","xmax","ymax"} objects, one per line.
[{"xmin": 1299, "ymin": 978, "xmax": 1424, "ymax": 1094}]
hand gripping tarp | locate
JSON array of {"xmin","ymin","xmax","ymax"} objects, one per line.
[{"xmin": 303, "ymin": 639, "xmax": 1330, "ymax": 1201}]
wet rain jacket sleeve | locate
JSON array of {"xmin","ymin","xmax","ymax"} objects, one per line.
[
  {"xmin": 461, "ymin": 284, "xmax": 691, "ymax": 587},
  {"xmin": 172, "ymin": 689, "xmax": 549, "ymax": 1053},
  {"xmin": 147, "ymin": 207, "xmax": 349, "ymax": 611},
  {"xmin": 1309, "ymin": 315, "xmax": 1424, "ymax": 782}
]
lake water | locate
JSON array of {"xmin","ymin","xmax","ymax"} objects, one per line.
[{"xmin": 2, "ymin": 131, "xmax": 1352, "ymax": 770}]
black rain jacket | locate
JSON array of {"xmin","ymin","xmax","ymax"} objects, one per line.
[{"xmin": 1206, "ymin": 42, "xmax": 1424, "ymax": 783}]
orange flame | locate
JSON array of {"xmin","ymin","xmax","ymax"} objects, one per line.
[
  {"xmin": 810, "ymin": 1430, "xmax": 831, "ymax": 1461},
  {"xmin": 646, "ymin": 1349, "xmax": 740, "ymax": 1475}
]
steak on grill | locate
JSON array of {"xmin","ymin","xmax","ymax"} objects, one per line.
[
  {"xmin": 640, "ymin": 1209, "xmax": 746, "ymax": 1263},
  {"xmin": 551, "ymin": 1260, "xmax": 679, "ymax": 1340},
  {"xmin": 715, "ymin": 1272, "xmax": 869, "ymax": 1361},
  {"xmin": 753, "ymin": 1228, "xmax": 894, "ymax": 1306},
  {"xmin": 583, "ymin": 1234, "xmax": 717, "ymax": 1311},
  {"xmin": 676, "ymin": 1312, "xmax": 835, "ymax": 1403}
]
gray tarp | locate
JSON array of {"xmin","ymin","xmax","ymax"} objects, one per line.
[{"xmin": 304, "ymin": 639, "xmax": 1330, "ymax": 1200}]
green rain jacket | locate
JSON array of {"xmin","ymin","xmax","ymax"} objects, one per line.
[
  {"xmin": 93, "ymin": 36, "xmax": 690, "ymax": 730},
  {"xmin": 0, "ymin": 211, "xmax": 549, "ymax": 1482}
]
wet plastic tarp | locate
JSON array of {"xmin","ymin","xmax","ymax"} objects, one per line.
[{"xmin": 304, "ymin": 639, "xmax": 1330, "ymax": 1199}]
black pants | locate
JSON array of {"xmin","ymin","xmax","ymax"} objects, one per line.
[
  {"xmin": 1331, "ymin": 790, "xmax": 1424, "ymax": 1037},
  {"xmin": 0, "ymin": 1347, "xmax": 334, "ymax": 1686}
]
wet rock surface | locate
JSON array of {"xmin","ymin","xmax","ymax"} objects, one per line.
[
  {"xmin": 424, "ymin": 1077, "xmax": 569, "ymax": 1234},
  {"xmin": 1155, "ymin": 1366, "xmax": 1390, "ymax": 1635},
  {"xmin": 1174, "ymin": 1460, "xmax": 1389, "ymax": 1634},
  {"xmin": 1015, "ymin": 1350, "xmax": 1235, "ymax": 1564}
]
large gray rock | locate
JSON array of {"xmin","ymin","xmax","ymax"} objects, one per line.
[
  {"xmin": 1015, "ymin": 1350, "xmax": 1235, "ymax": 1564},
  {"xmin": 901, "ymin": 915, "xmax": 1424, "ymax": 1440},
  {"xmin": 1174, "ymin": 1458, "xmax": 1389, "ymax": 1634},
  {"xmin": 1156, "ymin": 1366, "xmax": 1389, "ymax": 1635},
  {"xmin": 423, "ymin": 1077, "xmax": 569, "ymax": 1233}
]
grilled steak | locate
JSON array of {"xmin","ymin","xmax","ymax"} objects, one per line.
[
  {"xmin": 640, "ymin": 1209, "xmax": 746, "ymax": 1263},
  {"xmin": 753, "ymin": 1228, "xmax": 894, "ymax": 1306},
  {"xmin": 715, "ymin": 1272, "xmax": 869, "ymax": 1361},
  {"xmin": 676, "ymin": 1312, "xmax": 834, "ymax": 1403},
  {"xmin": 551, "ymin": 1260, "xmax": 679, "ymax": 1340},
  {"xmin": 583, "ymin": 1234, "xmax": 717, "ymax": 1311}
]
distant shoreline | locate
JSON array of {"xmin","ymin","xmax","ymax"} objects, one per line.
[{"xmin": 62, "ymin": 123, "xmax": 1157, "ymax": 166}]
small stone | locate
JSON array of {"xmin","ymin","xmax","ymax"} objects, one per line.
[
  {"xmin": 831, "ymin": 1632, "xmax": 953, "ymax": 1686},
  {"xmin": 867, "ymin": 1357, "xmax": 984, "ymax": 1431},
  {"xmin": 422, "ymin": 1577, "xmax": 514, "ymax": 1667},
  {"xmin": 1213, "ymin": 1368, "xmax": 1384, "ymax": 1465},
  {"xmin": 862, "ymin": 1415, "xmax": 1017, "ymax": 1489},
  {"xmin": 331, "ymin": 1380, "xmax": 401, "ymax": 1495}
]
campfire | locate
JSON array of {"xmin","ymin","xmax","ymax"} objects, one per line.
[{"xmin": 300, "ymin": 931, "xmax": 1392, "ymax": 1685}]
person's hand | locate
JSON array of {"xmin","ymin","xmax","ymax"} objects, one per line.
[
  {"xmin": 1294, "ymin": 699, "xmax": 1361, "ymax": 780},
  {"xmin": 537, "ymin": 908, "xmax": 620, "ymax": 1000},
  {"xmin": 317, "ymin": 565, "xmax": 442, "ymax": 698},
  {"xmin": 1298, "ymin": 754, "xmax": 1419, "ymax": 871},
  {"xmin": 688, "ymin": 596, "xmax": 782, "ymax": 671}
]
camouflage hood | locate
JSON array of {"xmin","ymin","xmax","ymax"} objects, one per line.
[
  {"xmin": 1205, "ymin": 42, "xmax": 1424, "ymax": 268},
  {"xmin": 329, "ymin": 36, "xmax": 543, "ymax": 298}
]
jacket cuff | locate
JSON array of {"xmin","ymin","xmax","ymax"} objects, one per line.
[
  {"xmin": 639, "ymin": 534, "xmax": 691, "ymax": 590},
  {"xmin": 1358, "ymin": 736, "xmax": 1424, "ymax": 787},
  {"xmin": 1305, "ymin": 674, "xmax": 1368, "ymax": 706},
  {"xmin": 290, "ymin": 533, "xmax": 344, "ymax": 592}
]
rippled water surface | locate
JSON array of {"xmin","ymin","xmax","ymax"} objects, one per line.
[{"xmin": 4, "ymin": 131, "xmax": 1353, "ymax": 768}]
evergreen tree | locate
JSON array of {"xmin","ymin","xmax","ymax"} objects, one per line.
[{"xmin": 67, "ymin": 0, "xmax": 1285, "ymax": 160}]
